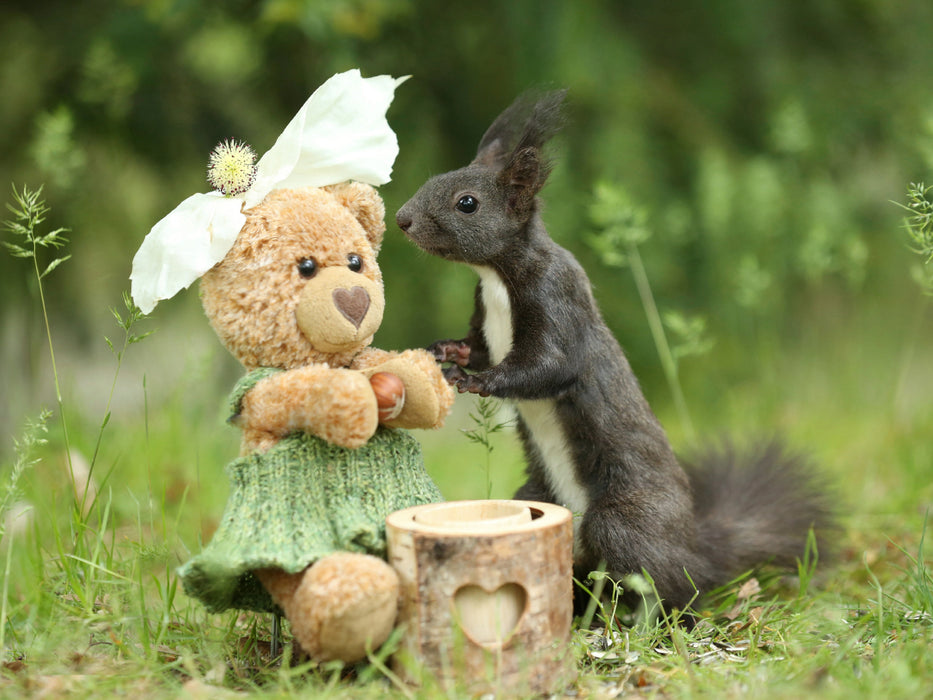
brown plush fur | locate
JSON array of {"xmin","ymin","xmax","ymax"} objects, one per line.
[
  {"xmin": 200, "ymin": 183, "xmax": 454, "ymax": 662},
  {"xmin": 201, "ymin": 184, "xmax": 387, "ymax": 373},
  {"xmin": 255, "ymin": 554, "xmax": 400, "ymax": 662},
  {"xmin": 201, "ymin": 183, "xmax": 454, "ymax": 453}
]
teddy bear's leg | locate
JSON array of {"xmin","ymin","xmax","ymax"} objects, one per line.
[
  {"xmin": 291, "ymin": 552, "xmax": 400, "ymax": 663},
  {"xmin": 259, "ymin": 553, "xmax": 399, "ymax": 663}
]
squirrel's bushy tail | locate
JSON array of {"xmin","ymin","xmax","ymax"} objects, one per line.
[{"xmin": 685, "ymin": 439, "xmax": 834, "ymax": 589}]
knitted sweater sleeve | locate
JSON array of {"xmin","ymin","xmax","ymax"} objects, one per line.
[{"xmin": 228, "ymin": 367, "xmax": 284, "ymax": 421}]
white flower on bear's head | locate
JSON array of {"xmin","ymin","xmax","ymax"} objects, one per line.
[{"xmin": 130, "ymin": 69, "xmax": 408, "ymax": 314}]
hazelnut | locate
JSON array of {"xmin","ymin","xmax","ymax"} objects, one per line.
[{"xmin": 370, "ymin": 372, "xmax": 406, "ymax": 421}]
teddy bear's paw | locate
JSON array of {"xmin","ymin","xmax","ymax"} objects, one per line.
[
  {"xmin": 366, "ymin": 353, "xmax": 453, "ymax": 429},
  {"xmin": 288, "ymin": 552, "xmax": 399, "ymax": 663},
  {"xmin": 313, "ymin": 370, "xmax": 380, "ymax": 448}
]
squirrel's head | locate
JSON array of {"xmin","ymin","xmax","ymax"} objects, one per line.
[{"xmin": 397, "ymin": 89, "xmax": 566, "ymax": 265}]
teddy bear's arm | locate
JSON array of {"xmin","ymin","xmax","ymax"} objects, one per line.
[
  {"xmin": 236, "ymin": 365, "xmax": 379, "ymax": 449},
  {"xmin": 353, "ymin": 348, "xmax": 455, "ymax": 430}
]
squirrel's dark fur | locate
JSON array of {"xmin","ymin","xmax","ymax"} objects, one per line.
[{"xmin": 396, "ymin": 90, "xmax": 832, "ymax": 612}]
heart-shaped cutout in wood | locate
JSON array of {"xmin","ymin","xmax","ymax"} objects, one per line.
[{"xmin": 453, "ymin": 582, "xmax": 528, "ymax": 648}]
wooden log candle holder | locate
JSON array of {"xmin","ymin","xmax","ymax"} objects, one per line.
[{"xmin": 386, "ymin": 500, "xmax": 575, "ymax": 696}]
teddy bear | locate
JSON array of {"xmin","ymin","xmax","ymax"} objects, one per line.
[{"xmin": 175, "ymin": 182, "xmax": 454, "ymax": 663}]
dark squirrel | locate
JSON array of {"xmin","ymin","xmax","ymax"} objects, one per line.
[{"xmin": 396, "ymin": 90, "xmax": 832, "ymax": 612}]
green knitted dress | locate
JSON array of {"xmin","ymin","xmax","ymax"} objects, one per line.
[{"xmin": 177, "ymin": 367, "xmax": 443, "ymax": 614}]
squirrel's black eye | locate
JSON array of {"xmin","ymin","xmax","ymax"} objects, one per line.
[
  {"xmin": 297, "ymin": 258, "xmax": 318, "ymax": 279},
  {"xmin": 347, "ymin": 254, "xmax": 363, "ymax": 272},
  {"xmin": 456, "ymin": 195, "xmax": 478, "ymax": 214}
]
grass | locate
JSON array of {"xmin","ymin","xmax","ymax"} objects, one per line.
[
  {"xmin": 5, "ymin": 369, "xmax": 932, "ymax": 700},
  {"xmin": 2, "ymin": 189, "xmax": 932, "ymax": 698}
]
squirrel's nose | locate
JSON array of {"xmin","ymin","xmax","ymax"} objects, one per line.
[
  {"xmin": 396, "ymin": 210, "xmax": 412, "ymax": 232},
  {"xmin": 333, "ymin": 286, "xmax": 370, "ymax": 329}
]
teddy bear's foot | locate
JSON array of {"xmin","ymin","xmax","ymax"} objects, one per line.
[{"xmin": 287, "ymin": 552, "xmax": 400, "ymax": 663}]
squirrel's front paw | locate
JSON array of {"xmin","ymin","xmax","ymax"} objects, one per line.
[
  {"xmin": 444, "ymin": 366, "xmax": 491, "ymax": 397},
  {"xmin": 429, "ymin": 339, "xmax": 471, "ymax": 366}
]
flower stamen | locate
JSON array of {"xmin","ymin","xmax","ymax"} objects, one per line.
[{"xmin": 207, "ymin": 139, "xmax": 257, "ymax": 196}]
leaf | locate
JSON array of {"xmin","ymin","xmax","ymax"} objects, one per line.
[
  {"xmin": 40, "ymin": 255, "xmax": 71, "ymax": 278},
  {"xmin": 2, "ymin": 241, "xmax": 33, "ymax": 258},
  {"xmin": 38, "ymin": 227, "xmax": 70, "ymax": 248},
  {"xmin": 129, "ymin": 330, "xmax": 154, "ymax": 344},
  {"xmin": 588, "ymin": 181, "xmax": 652, "ymax": 250},
  {"xmin": 3, "ymin": 222, "xmax": 30, "ymax": 237},
  {"xmin": 736, "ymin": 577, "xmax": 762, "ymax": 601},
  {"xmin": 663, "ymin": 310, "xmax": 715, "ymax": 362}
]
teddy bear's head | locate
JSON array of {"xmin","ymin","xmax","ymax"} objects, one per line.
[{"xmin": 200, "ymin": 183, "xmax": 387, "ymax": 370}]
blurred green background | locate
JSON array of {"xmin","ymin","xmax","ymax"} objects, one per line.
[{"xmin": 2, "ymin": 0, "xmax": 932, "ymax": 486}]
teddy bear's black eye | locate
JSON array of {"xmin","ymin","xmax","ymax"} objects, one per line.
[
  {"xmin": 456, "ymin": 195, "xmax": 478, "ymax": 214},
  {"xmin": 297, "ymin": 257, "xmax": 318, "ymax": 279},
  {"xmin": 347, "ymin": 254, "xmax": 363, "ymax": 273}
]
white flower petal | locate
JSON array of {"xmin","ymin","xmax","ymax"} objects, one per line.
[
  {"xmin": 130, "ymin": 69, "xmax": 406, "ymax": 311},
  {"xmin": 130, "ymin": 192, "xmax": 246, "ymax": 314},
  {"xmin": 245, "ymin": 69, "xmax": 407, "ymax": 207}
]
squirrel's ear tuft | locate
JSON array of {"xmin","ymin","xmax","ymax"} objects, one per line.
[
  {"xmin": 473, "ymin": 88, "xmax": 567, "ymax": 169},
  {"xmin": 474, "ymin": 89, "xmax": 566, "ymax": 219}
]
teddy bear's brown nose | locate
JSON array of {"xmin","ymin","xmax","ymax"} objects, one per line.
[{"xmin": 333, "ymin": 286, "xmax": 371, "ymax": 329}]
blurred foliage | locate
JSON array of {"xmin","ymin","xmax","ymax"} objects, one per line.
[{"xmin": 2, "ymin": 0, "xmax": 933, "ymax": 434}]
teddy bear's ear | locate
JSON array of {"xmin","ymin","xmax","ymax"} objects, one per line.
[{"xmin": 325, "ymin": 182, "xmax": 386, "ymax": 253}]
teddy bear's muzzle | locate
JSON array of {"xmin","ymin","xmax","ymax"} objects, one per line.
[{"xmin": 295, "ymin": 266, "xmax": 385, "ymax": 353}]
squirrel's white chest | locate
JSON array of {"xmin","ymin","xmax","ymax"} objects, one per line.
[
  {"xmin": 474, "ymin": 266, "xmax": 513, "ymax": 365},
  {"xmin": 472, "ymin": 267, "xmax": 590, "ymax": 519}
]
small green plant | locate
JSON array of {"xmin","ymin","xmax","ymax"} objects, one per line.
[
  {"xmin": 892, "ymin": 183, "xmax": 933, "ymax": 410},
  {"xmin": 2, "ymin": 184, "xmax": 75, "ymax": 480},
  {"xmin": 796, "ymin": 527, "xmax": 821, "ymax": 600},
  {"xmin": 663, "ymin": 310, "xmax": 716, "ymax": 365},
  {"xmin": 1, "ymin": 185, "xmax": 162, "ymax": 674},
  {"xmin": 576, "ymin": 564, "xmax": 620, "ymax": 632},
  {"xmin": 0, "ymin": 411, "xmax": 50, "ymax": 652},
  {"xmin": 900, "ymin": 182, "xmax": 933, "ymax": 295},
  {"xmin": 461, "ymin": 397, "xmax": 511, "ymax": 498},
  {"xmin": 0, "ymin": 411, "xmax": 49, "ymax": 540},
  {"xmin": 587, "ymin": 181, "xmax": 714, "ymax": 444},
  {"xmin": 892, "ymin": 514, "xmax": 933, "ymax": 620},
  {"xmin": 77, "ymin": 292, "xmax": 153, "ymax": 512},
  {"xmin": 3, "ymin": 184, "xmax": 151, "ymax": 520}
]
